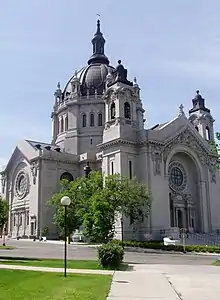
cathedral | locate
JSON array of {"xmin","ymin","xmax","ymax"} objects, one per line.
[{"xmin": 1, "ymin": 20, "xmax": 220, "ymax": 241}]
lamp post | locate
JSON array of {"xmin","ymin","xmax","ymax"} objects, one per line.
[
  {"xmin": 60, "ymin": 196, "xmax": 71, "ymax": 277},
  {"xmin": 84, "ymin": 161, "xmax": 91, "ymax": 178}
]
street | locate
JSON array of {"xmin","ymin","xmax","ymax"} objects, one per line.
[{"xmin": 0, "ymin": 239, "xmax": 218, "ymax": 265}]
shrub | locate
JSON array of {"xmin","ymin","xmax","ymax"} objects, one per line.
[
  {"xmin": 98, "ymin": 242, "xmax": 124, "ymax": 269},
  {"xmin": 111, "ymin": 239, "xmax": 220, "ymax": 253}
]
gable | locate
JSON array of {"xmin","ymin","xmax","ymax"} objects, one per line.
[{"xmin": 2, "ymin": 140, "xmax": 40, "ymax": 174}]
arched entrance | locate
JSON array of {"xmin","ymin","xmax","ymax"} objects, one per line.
[{"xmin": 168, "ymin": 152, "xmax": 201, "ymax": 232}]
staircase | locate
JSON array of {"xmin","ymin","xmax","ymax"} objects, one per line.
[{"xmin": 186, "ymin": 233, "xmax": 220, "ymax": 246}]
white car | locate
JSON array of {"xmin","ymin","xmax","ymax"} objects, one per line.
[{"xmin": 163, "ymin": 237, "xmax": 180, "ymax": 246}]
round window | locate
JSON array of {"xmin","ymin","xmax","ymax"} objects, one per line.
[
  {"xmin": 15, "ymin": 171, "xmax": 28, "ymax": 199},
  {"xmin": 168, "ymin": 161, "xmax": 187, "ymax": 192}
]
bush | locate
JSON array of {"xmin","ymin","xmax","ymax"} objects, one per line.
[
  {"xmin": 98, "ymin": 242, "xmax": 124, "ymax": 269},
  {"xmin": 112, "ymin": 239, "xmax": 220, "ymax": 253}
]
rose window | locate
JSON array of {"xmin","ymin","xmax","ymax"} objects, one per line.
[
  {"xmin": 15, "ymin": 171, "xmax": 29, "ymax": 199},
  {"xmin": 168, "ymin": 161, "xmax": 187, "ymax": 192}
]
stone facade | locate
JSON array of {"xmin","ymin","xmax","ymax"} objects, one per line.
[{"xmin": 1, "ymin": 21, "xmax": 220, "ymax": 240}]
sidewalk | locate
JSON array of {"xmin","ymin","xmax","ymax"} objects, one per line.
[
  {"xmin": 107, "ymin": 269, "xmax": 179, "ymax": 300},
  {"xmin": 0, "ymin": 264, "xmax": 114, "ymax": 275}
]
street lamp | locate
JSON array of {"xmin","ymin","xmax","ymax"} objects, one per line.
[{"xmin": 60, "ymin": 196, "xmax": 71, "ymax": 277}]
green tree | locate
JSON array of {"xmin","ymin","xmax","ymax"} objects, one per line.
[
  {"xmin": 210, "ymin": 132, "xmax": 220, "ymax": 169},
  {"xmin": 50, "ymin": 171, "xmax": 151, "ymax": 243},
  {"xmin": 0, "ymin": 197, "xmax": 8, "ymax": 233}
]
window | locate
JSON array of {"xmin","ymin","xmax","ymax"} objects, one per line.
[
  {"xmin": 111, "ymin": 161, "xmax": 114, "ymax": 175},
  {"xmin": 98, "ymin": 113, "xmax": 102, "ymax": 126},
  {"xmin": 60, "ymin": 117, "xmax": 64, "ymax": 132},
  {"xmin": 20, "ymin": 214, "xmax": 22, "ymax": 226},
  {"xmin": 26, "ymin": 211, "xmax": 29, "ymax": 226},
  {"xmin": 65, "ymin": 115, "xmax": 68, "ymax": 131},
  {"xmin": 90, "ymin": 113, "xmax": 94, "ymax": 126},
  {"xmin": 60, "ymin": 172, "xmax": 74, "ymax": 182},
  {"xmin": 124, "ymin": 102, "xmax": 131, "ymax": 119},
  {"xmin": 206, "ymin": 126, "xmax": 210, "ymax": 140},
  {"xmin": 110, "ymin": 102, "xmax": 116, "ymax": 120},
  {"xmin": 195, "ymin": 126, "xmax": 199, "ymax": 131},
  {"xmin": 13, "ymin": 215, "xmax": 16, "ymax": 227},
  {"xmin": 82, "ymin": 114, "xmax": 86, "ymax": 127},
  {"xmin": 170, "ymin": 167, "xmax": 183, "ymax": 186},
  {"xmin": 129, "ymin": 160, "xmax": 132, "ymax": 179},
  {"xmin": 90, "ymin": 138, "xmax": 93, "ymax": 145}
]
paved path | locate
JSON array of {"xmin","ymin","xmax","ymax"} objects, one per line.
[
  {"xmin": 0, "ymin": 239, "xmax": 217, "ymax": 265},
  {"xmin": 108, "ymin": 264, "xmax": 220, "ymax": 299},
  {"xmin": 0, "ymin": 263, "xmax": 114, "ymax": 275}
]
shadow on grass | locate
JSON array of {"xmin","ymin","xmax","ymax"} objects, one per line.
[{"xmin": 0, "ymin": 256, "xmax": 41, "ymax": 261}]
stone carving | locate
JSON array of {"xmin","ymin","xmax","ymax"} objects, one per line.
[
  {"xmin": 107, "ymin": 60, "xmax": 133, "ymax": 87},
  {"xmin": 163, "ymin": 129, "xmax": 207, "ymax": 164},
  {"xmin": 30, "ymin": 162, "xmax": 39, "ymax": 185},
  {"xmin": 151, "ymin": 146, "xmax": 163, "ymax": 175},
  {"xmin": 1, "ymin": 172, "xmax": 6, "ymax": 194},
  {"xmin": 208, "ymin": 158, "xmax": 217, "ymax": 183},
  {"xmin": 178, "ymin": 104, "xmax": 185, "ymax": 117}
]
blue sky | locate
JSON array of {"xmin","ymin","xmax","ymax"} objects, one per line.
[{"xmin": 1, "ymin": 0, "xmax": 220, "ymax": 167}]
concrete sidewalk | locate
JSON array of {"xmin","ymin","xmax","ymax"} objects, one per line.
[
  {"xmin": 0, "ymin": 264, "xmax": 114, "ymax": 275},
  {"xmin": 108, "ymin": 264, "xmax": 220, "ymax": 299}
]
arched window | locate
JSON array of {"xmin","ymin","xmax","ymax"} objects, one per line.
[
  {"xmin": 110, "ymin": 102, "xmax": 116, "ymax": 120},
  {"xmin": 60, "ymin": 172, "xmax": 74, "ymax": 182},
  {"xmin": 60, "ymin": 117, "xmax": 64, "ymax": 132},
  {"xmin": 90, "ymin": 113, "xmax": 94, "ymax": 126},
  {"xmin": 195, "ymin": 126, "xmax": 199, "ymax": 131},
  {"xmin": 98, "ymin": 113, "xmax": 102, "ymax": 126},
  {"xmin": 206, "ymin": 126, "xmax": 210, "ymax": 140},
  {"xmin": 124, "ymin": 102, "xmax": 131, "ymax": 119},
  {"xmin": 82, "ymin": 114, "xmax": 86, "ymax": 127},
  {"xmin": 65, "ymin": 115, "xmax": 68, "ymax": 131}
]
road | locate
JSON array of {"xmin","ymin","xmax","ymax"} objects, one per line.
[{"xmin": 0, "ymin": 239, "xmax": 218, "ymax": 265}]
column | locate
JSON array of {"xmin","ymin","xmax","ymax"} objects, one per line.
[{"xmin": 200, "ymin": 181, "xmax": 209, "ymax": 232}]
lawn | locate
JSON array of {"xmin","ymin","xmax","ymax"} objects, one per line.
[
  {"xmin": 213, "ymin": 260, "xmax": 220, "ymax": 266},
  {"xmin": 0, "ymin": 246, "xmax": 15, "ymax": 250},
  {"xmin": 0, "ymin": 257, "xmax": 129, "ymax": 270},
  {"xmin": 0, "ymin": 269, "xmax": 112, "ymax": 300}
]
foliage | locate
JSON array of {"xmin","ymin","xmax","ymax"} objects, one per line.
[
  {"xmin": 112, "ymin": 239, "xmax": 220, "ymax": 253},
  {"xmin": 49, "ymin": 171, "xmax": 151, "ymax": 244},
  {"xmin": 0, "ymin": 196, "xmax": 8, "ymax": 230},
  {"xmin": 98, "ymin": 241, "xmax": 124, "ymax": 269},
  {"xmin": 42, "ymin": 225, "xmax": 49, "ymax": 236}
]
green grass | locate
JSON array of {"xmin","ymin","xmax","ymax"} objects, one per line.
[
  {"xmin": 0, "ymin": 246, "xmax": 15, "ymax": 250},
  {"xmin": 213, "ymin": 260, "xmax": 220, "ymax": 266},
  {"xmin": 0, "ymin": 257, "xmax": 130, "ymax": 270},
  {"xmin": 0, "ymin": 269, "xmax": 112, "ymax": 300}
]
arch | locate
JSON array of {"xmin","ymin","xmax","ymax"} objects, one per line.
[
  {"xmin": 98, "ymin": 113, "xmax": 102, "ymax": 126},
  {"xmin": 166, "ymin": 146, "xmax": 205, "ymax": 232},
  {"xmin": 165, "ymin": 145, "xmax": 204, "ymax": 182},
  {"xmin": 60, "ymin": 117, "xmax": 64, "ymax": 133},
  {"xmin": 90, "ymin": 113, "xmax": 94, "ymax": 126},
  {"xmin": 110, "ymin": 102, "xmax": 116, "ymax": 120},
  {"xmin": 60, "ymin": 172, "xmax": 74, "ymax": 182},
  {"xmin": 206, "ymin": 126, "xmax": 210, "ymax": 140},
  {"xmin": 82, "ymin": 114, "xmax": 86, "ymax": 127},
  {"xmin": 124, "ymin": 102, "xmax": 131, "ymax": 119},
  {"xmin": 65, "ymin": 115, "xmax": 68, "ymax": 131}
]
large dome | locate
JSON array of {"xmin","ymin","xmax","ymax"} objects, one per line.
[
  {"xmin": 63, "ymin": 20, "xmax": 114, "ymax": 97},
  {"xmin": 64, "ymin": 63, "xmax": 115, "ymax": 96}
]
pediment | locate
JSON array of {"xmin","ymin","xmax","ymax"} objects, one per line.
[
  {"xmin": 162, "ymin": 125, "xmax": 213, "ymax": 164},
  {"xmin": 2, "ymin": 140, "xmax": 40, "ymax": 174}
]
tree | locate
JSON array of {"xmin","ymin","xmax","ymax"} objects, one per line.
[
  {"xmin": 50, "ymin": 171, "xmax": 151, "ymax": 243},
  {"xmin": 0, "ymin": 197, "xmax": 8, "ymax": 236},
  {"xmin": 210, "ymin": 132, "xmax": 220, "ymax": 169}
]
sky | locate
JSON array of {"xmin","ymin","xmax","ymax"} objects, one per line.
[{"xmin": 1, "ymin": 0, "xmax": 220, "ymax": 169}]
